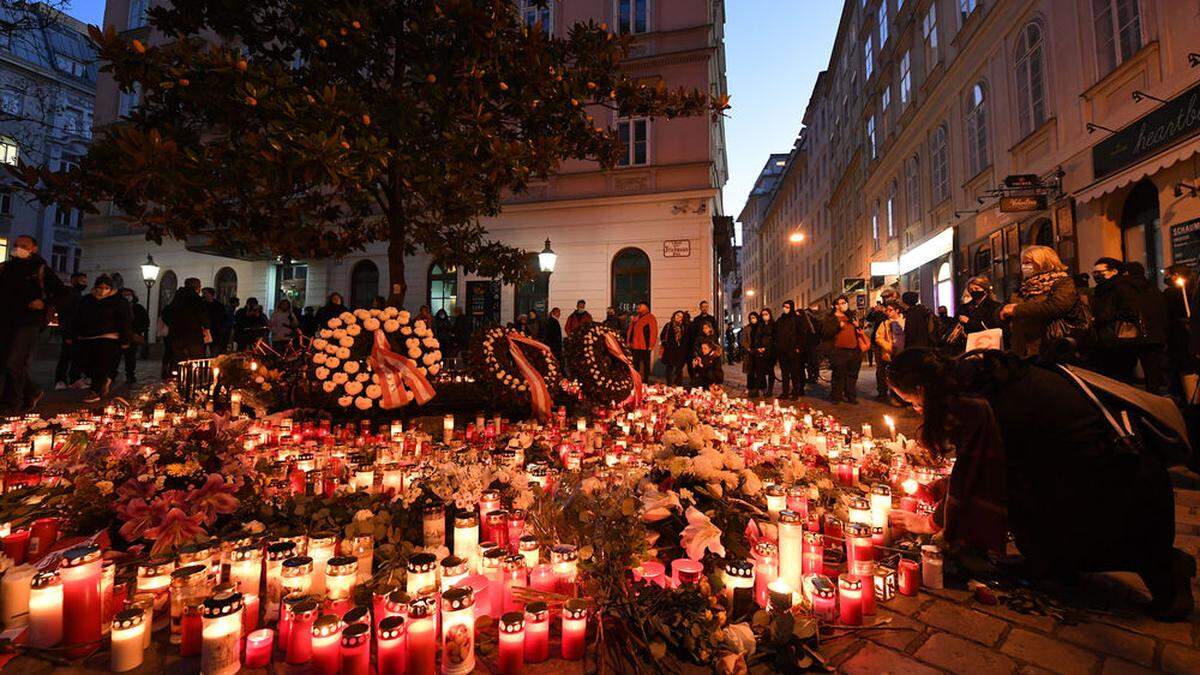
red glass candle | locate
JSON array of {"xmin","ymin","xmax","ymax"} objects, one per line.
[
  {"xmin": 405, "ymin": 598, "xmax": 437, "ymax": 674},
  {"xmin": 635, "ymin": 560, "xmax": 666, "ymax": 589},
  {"xmin": 503, "ymin": 555, "xmax": 526, "ymax": 613},
  {"xmin": 810, "ymin": 575, "xmax": 836, "ymax": 623},
  {"xmin": 242, "ymin": 593, "xmax": 260, "ymax": 633},
  {"xmin": 786, "ymin": 486, "xmax": 808, "ymax": 519},
  {"xmin": 801, "ymin": 532, "xmax": 824, "ymax": 576},
  {"xmin": 672, "ymin": 558, "xmax": 704, "ymax": 586},
  {"xmin": 339, "ymin": 622, "xmax": 370, "ymax": 675},
  {"xmin": 560, "ymin": 598, "xmax": 587, "ymax": 660},
  {"xmin": 506, "ymin": 510, "xmax": 526, "ymax": 550},
  {"xmin": 479, "ymin": 490, "xmax": 502, "ymax": 524},
  {"xmin": 823, "ymin": 515, "xmax": 843, "ymax": 544},
  {"xmin": 180, "ymin": 605, "xmax": 203, "ymax": 656},
  {"xmin": 377, "ymin": 615, "xmax": 407, "ymax": 675},
  {"xmin": 244, "ymin": 628, "xmax": 274, "ymax": 668},
  {"xmin": 752, "ymin": 542, "xmax": 778, "ymax": 608},
  {"xmin": 898, "ymin": 559, "xmax": 919, "ymax": 596},
  {"xmin": 524, "ymin": 601, "xmax": 549, "ymax": 662},
  {"xmin": 2, "ymin": 529, "xmax": 29, "ymax": 564},
  {"xmin": 310, "ymin": 614, "xmax": 342, "ymax": 675},
  {"xmin": 278, "ymin": 593, "xmax": 307, "ymax": 651},
  {"xmin": 838, "ymin": 574, "xmax": 863, "ymax": 626},
  {"xmin": 285, "ymin": 598, "xmax": 319, "ymax": 664},
  {"xmin": 484, "ymin": 510, "xmax": 509, "ymax": 549},
  {"xmin": 844, "ymin": 523, "xmax": 875, "ymax": 577},
  {"xmin": 60, "ymin": 544, "xmax": 102, "ymax": 657},
  {"xmin": 498, "ymin": 611, "xmax": 525, "ymax": 674},
  {"xmin": 550, "ymin": 544, "xmax": 579, "ymax": 595},
  {"xmin": 529, "ymin": 563, "xmax": 555, "ymax": 593},
  {"xmin": 27, "ymin": 517, "xmax": 59, "ymax": 561}
]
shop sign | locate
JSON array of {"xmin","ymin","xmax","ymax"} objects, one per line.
[
  {"xmin": 663, "ymin": 239, "xmax": 691, "ymax": 258},
  {"xmin": 1093, "ymin": 80, "xmax": 1200, "ymax": 179},
  {"xmin": 999, "ymin": 195, "xmax": 1047, "ymax": 212},
  {"xmin": 899, "ymin": 227, "xmax": 955, "ymax": 275},
  {"xmin": 1171, "ymin": 218, "xmax": 1200, "ymax": 270},
  {"xmin": 842, "ymin": 277, "xmax": 866, "ymax": 294},
  {"xmin": 1003, "ymin": 174, "xmax": 1041, "ymax": 189}
]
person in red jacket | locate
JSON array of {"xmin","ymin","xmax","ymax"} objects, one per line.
[
  {"xmin": 627, "ymin": 302, "xmax": 658, "ymax": 381},
  {"xmin": 564, "ymin": 299, "xmax": 593, "ymax": 334}
]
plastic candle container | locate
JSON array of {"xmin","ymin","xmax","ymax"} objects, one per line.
[
  {"xmin": 870, "ymin": 484, "xmax": 892, "ymax": 543},
  {"xmin": 28, "ymin": 570, "xmax": 63, "ymax": 647},
  {"xmin": 837, "ymin": 574, "xmax": 863, "ymax": 626},
  {"xmin": 484, "ymin": 510, "xmax": 509, "ymax": 549},
  {"xmin": 200, "ymin": 590, "xmax": 244, "ymax": 675},
  {"xmin": 523, "ymin": 601, "xmax": 549, "ymax": 662},
  {"xmin": 406, "ymin": 597, "xmax": 437, "ymax": 674},
  {"xmin": 129, "ymin": 592, "xmax": 155, "ymax": 648},
  {"xmin": 898, "ymin": 558, "xmax": 920, "ymax": 596},
  {"xmin": 439, "ymin": 555, "xmax": 469, "ymax": 592},
  {"xmin": 307, "ymin": 532, "xmax": 338, "ymax": 595},
  {"xmin": 517, "ymin": 536, "xmax": 539, "ymax": 568},
  {"xmin": 264, "ymin": 541, "xmax": 296, "ymax": 623},
  {"xmin": 847, "ymin": 496, "xmax": 872, "ymax": 531},
  {"xmin": 341, "ymin": 605, "xmax": 370, "ymax": 627},
  {"xmin": 1, "ymin": 529, "xmax": 29, "ymax": 564},
  {"xmin": 778, "ymin": 510, "xmax": 803, "ymax": 593},
  {"xmin": 503, "ymin": 555, "xmax": 527, "ymax": 613},
  {"xmin": 325, "ymin": 555, "xmax": 358, "ymax": 604},
  {"xmin": 786, "ymin": 486, "xmax": 809, "ymax": 518},
  {"xmin": 340, "ymin": 622, "xmax": 371, "ymax": 675},
  {"xmin": 244, "ymin": 628, "xmax": 274, "ymax": 668},
  {"xmin": 60, "ymin": 544, "xmax": 103, "ymax": 657},
  {"xmin": 310, "ymin": 614, "xmax": 343, "ymax": 675},
  {"xmin": 765, "ymin": 484, "xmax": 786, "ymax": 521},
  {"xmin": 377, "ymin": 615, "xmax": 407, "ymax": 675},
  {"xmin": 423, "ymin": 502, "xmax": 446, "ymax": 548},
  {"xmin": 550, "ymin": 544, "xmax": 578, "ymax": 595},
  {"xmin": 110, "ymin": 608, "xmax": 146, "ymax": 672},
  {"xmin": 921, "ymin": 546, "xmax": 944, "ymax": 589},
  {"xmin": 479, "ymin": 490, "xmax": 502, "ymax": 523},
  {"xmin": 752, "ymin": 541, "xmax": 778, "ymax": 608},
  {"xmin": 27, "ymin": 516, "xmax": 59, "ymax": 560},
  {"xmin": 100, "ymin": 559, "xmax": 117, "ymax": 635},
  {"xmin": 136, "ymin": 556, "xmax": 175, "ymax": 612},
  {"xmin": 453, "ymin": 512, "xmax": 480, "ymax": 572},
  {"xmin": 482, "ymin": 548, "xmax": 507, "ymax": 618},
  {"xmin": 285, "ymin": 598, "xmax": 319, "ymax": 664},
  {"xmin": 722, "ymin": 559, "xmax": 755, "ymax": 614},
  {"xmin": 278, "ymin": 593, "xmax": 308, "ymax": 651},
  {"xmin": 844, "ymin": 523, "xmax": 875, "ymax": 577},
  {"xmin": 179, "ymin": 540, "xmax": 219, "ymax": 577},
  {"xmin": 560, "ymin": 598, "xmax": 588, "ymax": 661},
  {"xmin": 873, "ymin": 564, "xmax": 897, "ymax": 603},
  {"xmin": 346, "ymin": 534, "xmax": 374, "ymax": 583},
  {"xmin": 767, "ymin": 578, "xmax": 793, "ymax": 612},
  {"xmin": 507, "ymin": 510, "xmax": 527, "ymax": 548},
  {"xmin": 440, "ymin": 587, "xmax": 476, "ymax": 675},
  {"xmin": 1, "ymin": 563, "xmax": 34, "ymax": 629},
  {"xmin": 801, "ymin": 531, "xmax": 824, "ymax": 576},
  {"xmin": 498, "ymin": 611, "xmax": 525, "ymax": 674},
  {"xmin": 230, "ymin": 544, "xmax": 263, "ymax": 598},
  {"xmin": 281, "ymin": 556, "xmax": 315, "ymax": 597},
  {"xmin": 810, "ymin": 576, "xmax": 836, "ymax": 623},
  {"xmin": 406, "ymin": 552, "xmax": 438, "ymax": 595},
  {"xmin": 634, "ymin": 560, "xmax": 666, "ymax": 588}
]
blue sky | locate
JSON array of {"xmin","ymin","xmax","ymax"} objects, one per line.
[{"xmin": 63, "ymin": 0, "xmax": 842, "ymax": 230}]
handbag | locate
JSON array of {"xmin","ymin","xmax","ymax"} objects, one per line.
[
  {"xmin": 1045, "ymin": 297, "xmax": 1095, "ymax": 347},
  {"xmin": 855, "ymin": 329, "xmax": 871, "ymax": 353}
]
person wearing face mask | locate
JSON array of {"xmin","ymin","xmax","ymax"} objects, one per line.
[
  {"xmin": 73, "ymin": 275, "xmax": 132, "ymax": 403},
  {"xmin": 0, "ymin": 235, "xmax": 68, "ymax": 412},
  {"xmin": 1089, "ymin": 257, "xmax": 1144, "ymax": 383},
  {"xmin": 820, "ymin": 295, "xmax": 865, "ymax": 404},
  {"xmin": 998, "ymin": 245, "xmax": 1081, "ymax": 359},
  {"xmin": 54, "ymin": 272, "xmax": 89, "ymax": 390}
]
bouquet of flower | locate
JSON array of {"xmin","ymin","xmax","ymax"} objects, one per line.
[{"xmin": 470, "ymin": 327, "xmax": 561, "ymax": 416}]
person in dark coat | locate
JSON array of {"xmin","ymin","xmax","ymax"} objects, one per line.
[
  {"xmin": 1090, "ymin": 257, "xmax": 1143, "ymax": 383},
  {"xmin": 889, "ymin": 349, "xmax": 1194, "ymax": 621},
  {"xmin": 525, "ymin": 309, "xmax": 543, "ymax": 341},
  {"xmin": 659, "ymin": 310, "xmax": 689, "ymax": 387},
  {"xmin": 544, "ymin": 307, "xmax": 564, "ymax": 362},
  {"xmin": 434, "ymin": 309, "xmax": 454, "ymax": 353},
  {"xmin": 999, "ymin": 246, "xmax": 1079, "ymax": 359},
  {"xmin": 74, "ymin": 275, "xmax": 132, "ymax": 402},
  {"xmin": 453, "ymin": 306, "xmax": 473, "ymax": 363},
  {"xmin": 901, "ymin": 291, "xmax": 938, "ymax": 349},
  {"xmin": 299, "ymin": 306, "xmax": 318, "ymax": 337},
  {"xmin": 773, "ymin": 300, "xmax": 806, "ymax": 398},
  {"xmin": 1126, "ymin": 261, "xmax": 1170, "ymax": 394},
  {"xmin": 690, "ymin": 320, "xmax": 724, "ymax": 389},
  {"xmin": 686, "ymin": 301, "xmax": 717, "ymax": 387},
  {"xmin": 162, "ymin": 278, "xmax": 210, "ymax": 373},
  {"xmin": 115, "ymin": 288, "xmax": 149, "ymax": 383},
  {"xmin": 758, "ymin": 307, "xmax": 778, "ymax": 396},
  {"xmin": 802, "ymin": 304, "xmax": 823, "ymax": 384},
  {"xmin": 55, "ymin": 272, "xmax": 88, "ymax": 389},
  {"xmin": 744, "ymin": 312, "xmax": 765, "ymax": 397},
  {"xmin": 233, "ymin": 298, "xmax": 269, "ymax": 350},
  {"xmin": 1163, "ymin": 265, "xmax": 1198, "ymax": 401},
  {"xmin": 0, "ymin": 235, "xmax": 68, "ymax": 412},
  {"xmin": 315, "ymin": 293, "xmax": 345, "ymax": 327},
  {"xmin": 203, "ymin": 288, "xmax": 228, "ymax": 355},
  {"xmin": 957, "ymin": 276, "xmax": 1003, "ymax": 334},
  {"xmin": 602, "ymin": 306, "xmax": 622, "ymax": 333}
]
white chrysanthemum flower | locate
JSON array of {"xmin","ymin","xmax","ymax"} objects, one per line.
[
  {"xmin": 366, "ymin": 384, "xmax": 382, "ymax": 399},
  {"xmin": 326, "ymin": 357, "xmax": 340, "ymax": 369},
  {"xmin": 338, "ymin": 396, "xmax": 353, "ymax": 407},
  {"xmin": 428, "ymin": 364, "xmax": 441, "ymax": 376},
  {"xmin": 323, "ymin": 381, "xmax": 337, "ymax": 393},
  {"xmin": 336, "ymin": 348, "xmax": 351, "ymax": 360},
  {"xmin": 319, "ymin": 329, "xmax": 333, "ymax": 339},
  {"xmin": 344, "ymin": 361, "xmax": 360, "ymax": 374},
  {"xmin": 354, "ymin": 309, "xmax": 369, "ymax": 320},
  {"xmin": 312, "ymin": 338, "xmax": 328, "ymax": 350},
  {"xmin": 339, "ymin": 311, "xmax": 356, "ymax": 324},
  {"xmin": 422, "ymin": 337, "xmax": 439, "ymax": 348},
  {"xmin": 400, "ymin": 326, "xmax": 413, "ymax": 335},
  {"xmin": 421, "ymin": 353, "xmax": 437, "ymax": 366},
  {"xmin": 344, "ymin": 380, "xmax": 363, "ymax": 396},
  {"xmin": 338, "ymin": 336, "xmax": 355, "ymax": 348},
  {"xmin": 345, "ymin": 324, "xmax": 362, "ymax": 336},
  {"xmin": 313, "ymin": 352, "xmax": 327, "ymax": 365},
  {"xmin": 315, "ymin": 367, "xmax": 330, "ymax": 380},
  {"xmin": 383, "ymin": 320, "xmax": 400, "ymax": 333},
  {"xmin": 332, "ymin": 372, "xmax": 349, "ymax": 384},
  {"xmin": 328, "ymin": 318, "xmax": 342, "ymax": 329},
  {"xmin": 363, "ymin": 318, "xmax": 381, "ymax": 332},
  {"xmin": 397, "ymin": 310, "xmax": 410, "ymax": 324},
  {"xmin": 383, "ymin": 306, "xmax": 399, "ymax": 318},
  {"xmin": 407, "ymin": 348, "xmax": 422, "ymax": 359}
]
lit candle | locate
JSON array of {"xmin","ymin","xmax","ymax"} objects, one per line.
[
  {"xmin": 441, "ymin": 587, "xmax": 476, "ymax": 675},
  {"xmin": 517, "ymin": 535, "xmax": 539, "ymax": 569},
  {"xmin": 848, "ymin": 495, "xmax": 871, "ymax": 527},
  {"xmin": 406, "ymin": 597, "xmax": 437, "ymax": 674},
  {"xmin": 884, "ymin": 414, "xmax": 896, "ymax": 440},
  {"xmin": 244, "ymin": 628, "xmax": 274, "ymax": 668},
  {"xmin": 802, "ymin": 531, "xmax": 824, "ymax": 576},
  {"xmin": 169, "ymin": 564, "xmax": 211, "ymax": 645},
  {"xmin": 28, "ymin": 516, "xmax": 59, "ymax": 560},
  {"xmin": 310, "ymin": 614, "xmax": 343, "ymax": 675},
  {"xmin": 454, "ymin": 511, "xmax": 480, "ymax": 572},
  {"xmin": 443, "ymin": 414, "xmax": 455, "ymax": 443},
  {"xmin": 1, "ymin": 563, "xmax": 34, "ymax": 629},
  {"xmin": 1, "ymin": 529, "xmax": 29, "ymax": 564},
  {"xmin": 484, "ymin": 510, "xmax": 509, "ymax": 549},
  {"xmin": 340, "ymin": 622, "xmax": 371, "ymax": 675},
  {"xmin": 307, "ymin": 533, "xmax": 337, "ymax": 595},
  {"xmin": 576, "ymin": 417, "xmax": 587, "ymax": 432},
  {"xmin": 230, "ymin": 544, "xmax": 263, "ymax": 599},
  {"xmin": 778, "ymin": 510, "xmax": 803, "ymax": 592},
  {"xmin": 381, "ymin": 464, "xmax": 404, "ymax": 494},
  {"xmin": 921, "ymin": 545, "xmax": 943, "ymax": 590},
  {"xmin": 285, "ymin": 598, "xmax": 319, "ymax": 664},
  {"xmin": 230, "ymin": 390, "xmax": 242, "ymax": 417},
  {"xmin": 861, "ymin": 423, "xmax": 873, "ymax": 438},
  {"xmin": 423, "ymin": 502, "xmax": 446, "ymax": 548},
  {"xmin": 281, "ymin": 556, "xmax": 315, "ymax": 597},
  {"xmin": 722, "ymin": 559, "xmax": 755, "ymax": 617},
  {"xmin": 28, "ymin": 570, "xmax": 62, "ymax": 648},
  {"xmin": 136, "ymin": 556, "xmax": 174, "ymax": 613},
  {"xmin": 347, "ymin": 534, "xmax": 374, "ymax": 583},
  {"xmin": 765, "ymin": 484, "xmax": 786, "ymax": 521},
  {"xmin": 524, "ymin": 601, "xmax": 549, "ymax": 662},
  {"xmin": 838, "ymin": 574, "xmax": 863, "ymax": 626},
  {"xmin": 264, "ymin": 541, "xmax": 297, "ymax": 623},
  {"xmin": 498, "ymin": 611, "xmax": 525, "ymax": 674},
  {"xmin": 324, "ymin": 555, "xmax": 358, "ymax": 604},
  {"xmin": 767, "ymin": 577, "xmax": 793, "ymax": 612},
  {"xmin": 482, "ymin": 548, "xmax": 507, "ymax": 618},
  {"xmin": 60, "ymin": 544, "xmax": 102, "ymax": 657},
  {"xmin": 153, "ymin": 405, "xmax": 166, "ymax": 423},
  {"xmin": 672, "ymin": 558, "xmax": 704, "ymax": 586},
  {"xmin": 810, "ymin": 576, "xmax": 836, "ymax": 622},
  {"xmin": 873, "ymin": 564, "xmax": 897, "ymax": 604},
  {"xmin": 870, "ymin": 484, "xmax": 892, "ymax": 544},
  {"xmin": 529, "ymin": 563, "xmax": 555, "ymax": 593},
  {"xmin": 406, "ymin": 552, "xmax": 437, "ymax": 595},
  {"xmin": 390, "ymin": 420, "xmax": 404, "ymax": 441},
  {"xmin": 278, "ymin": 593, "xmax": 308, "ymax": 653},
  {"xmin": 503, "ymin": 555, "xmax": 526, "ymax": 613},
  {"xmin": 844, "ymin": 522, "xmax": 875, "ymax": 577},
  {"xmin": 200, "ymin": 590, "xmax": 244, "ymax": 675},
  {"xmin": 786, "ymin": 486, "xmax": 808, "ymax": 519},
  {"xmin": 377, "ymin": 615, "xmax": 406, "ymax": 675},
  {"xmin": 898, "ymin": 558, "xmax": 920, "ymax": 596},
  {"xmin": 560, "ymin": 598, "xmax": 587, "ymax": 661},
  {"xmin": 440, "ymin": 555, "xmax": 469, "ymax": 592},
  {"xmin": 110, "ymin": 608, "xmax": 146, "ymax": 672}
]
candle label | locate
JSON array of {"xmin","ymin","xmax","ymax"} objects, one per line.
[
  {"xmin": 424, "ymin": 516, "xmax": 446, "ymax": 548},
  {"xmin": 202, "ymin": 634, "xmax": 241, "ymax": 675},
  {"xmin": 444, "ymin": 622, "xmax": 473, "ymax": 666}
]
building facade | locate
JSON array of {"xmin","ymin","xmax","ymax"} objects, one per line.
[
  {"xmin": 83, "ymin": 0, "xmax": 728, "ymax": 339},
  {"xmin": 743, "ymin": 0, "xmax": 1200, "ymax": 318},
  {"xmin": 0, "ymin": 3, "xmax": 96, "ymax": 277}
]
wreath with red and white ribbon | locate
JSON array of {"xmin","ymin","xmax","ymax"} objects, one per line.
[
  {"xmin": 308, "ymin": 308, "xmax": 441, "ymax": 412},
  {"xmin": 564, "ymin": 323, "xmax": 643, "ymax": 407},
  {"xmin": 470, "ymin": 327, "xmax": 561, "ymax": 421}
]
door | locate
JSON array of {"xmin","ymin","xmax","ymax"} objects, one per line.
[{"xmin": 1121, "ymin": 180, "xmax": 1162, "ymax": 286}]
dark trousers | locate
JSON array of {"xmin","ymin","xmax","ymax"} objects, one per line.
[
  {"xmin": 55, "ymin": 341, "xmax": 83, "ymax": 385},
  {"xmin": 805, "ymin": 344, "xmax": 822, "ymax": 382},
  {"xmin": 874, "ymin": 349, "xmax": 890, "ymax": 397},
  {"xmin": 664, "ymin": 362, "xmax": 684, "ymax": 386},
  {"xmin": 632, "ymin": 349, "xmax": 652, "ymax": 382},
  {"xmin": 829, "ymin": 348, "xmax": 862, "ymax": 403},
  {"xmin": 0, "ymin": 324, "xmax": 41, "ymax": 410},
  {"xmin": 111, "ymin": 345, "xmax": 138, "ymax": 381},
  {"xmin": 779, "ymin": 353, "xmax": 803, "ymax": 397},
  {"xmin": 78, "ymin": 338, "xmax": 122, "ymax": 396},
  {"xmin": 1138, "ymin": 345, "xmax": 1168, "ymax": 394}
]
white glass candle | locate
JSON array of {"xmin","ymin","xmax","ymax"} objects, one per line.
[
  {"xmin": 229, "ymin": 391, "xmax": 242, "ymax": 417},
  {"xmin": 443, "ymin": 415, "xmax": 455, "ymax": 443},
  {"xmin": 777, "ymin": 510, "xmax": 803, "ymax": 595},
  {"xmin": 517, "ymin": 535, "xmax": 539, "ymax": 569},
  {"xmin": 765, "ymin": 484, "xmax": 786, "ymax": 521},
  {"xmin": 110, "ymin": 608, "xmax": 146, "ymax": 672},
  {"xmin": 453, "ymin": 512, "xmax": 480, "ymax": 572},
  {"xmin": 441, "ymin": 587, "xmax": 476, "ymax": 675},
  {"xmin": 1, "ymin": 563, "xmax": 35, "ymax": 628},
  {"xmin": 28, "ymin": 570, "xmax": 62, "ymax": 648},
  {"xmin": 324, "ymin": 555, "xmax": 358, "ymax": 602},
  {"xmin": 347, "ymin": 535, "xmax": 374, "ymax": 583},
  {"xmin": 136, "ymin": 556, "xmax": 174, "ymax": 613},
  {"xmin": 264, "ymin": 541, "xmax": 297, "ymax": 622},
  {"xmin": 281, "ymin": 556, "xmax": 315, "ymax": 597},
  {"xmin": 308, "ymin": 533, "xmax": 337, "ymax": 595},
  {"xmin": 440, "ymin": 556, "xmax": 469, "ymax": 592},
  {"xmin": 200, "ymin": 591, "xmax": 243, "ymax": 675},
  {"xmin": 229, "ymin": 544, "xmax": 263, "ymax": 599},
  {"xmin": 407, "ymin": 552, "xmax": 438, "ymax": 595}
]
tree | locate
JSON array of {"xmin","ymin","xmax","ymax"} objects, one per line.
[{"xmin": 16, "ymin": 0, "xmax": 725, "ymax": 305}]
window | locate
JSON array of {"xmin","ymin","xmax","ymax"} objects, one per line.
[
  {"xmin": 118, "ymin": 85, "xmax": 140, "ymax": 118},
  {"xmin": 922, "ymin": 3, "xmax": 939, "ymax": 65},
  {"xmin": 517, "ymin": 0, "xmax": 551, "ymax": 34},
  {"xmin": 54, "ymin": 56, "xmax": 85, "ymax": 78},
  {"xmin": 611, "ymin": 248, "xmax": 650, "ymax": 314},
  {"xmin": 1014, "ymin": 22, "xmax": 1047, "ymax": 137},
  {"xmin": 54, "ymin": 206, "xmax": 73, "ymax": 227},
  {"xmin": 0, "ymin": 137, "xmax": 16, "ymax": 165},
  {"xmin": 930, "ymin": 124, "xmax": 949, "ymax": 203},
  {"xmin": 965, "ymin": 82, "xmax": 989, "ymax": 176},
  {"xmin": 617, "ymin": 0, "xmax": 649, "ymax": 35},
  {"xmin": 0, "ymin": 90, "xmax": 20, "ymax": 116},
  {"xmin": 899, "ymin": 50, "xmax": 912, "ymax": 106},
  {"xmin": 128, "ymin": 0, "xmax": 149, "ymax": 29},
  {"xmin": 959, "ymin": 0, "xmax": 979, "ymax": 22},
  {"xmin": 1093, "ymin": 0, "xmax": 1140, "ymax": 76},
  {"xmin": 886, "ymin": 181, "xmax": 897, "ymax": 238},
  {"xmin": 0, "ymin": 193, "xmax": 11, "ymax": 215},
  {"xmin": 62, "ymin": 111, "xmax": 80, "ymax": 135},
  {"xmin": 0, "ymin": 238, "xmax": 7, "ymax": 261},
  {"xmin": 867, "ymin": 115, "xmax": 876, "ymax": 159},
  {"xmin": 878, "ymin": 2, "xmax": 889, "ymax": 46},
  {"xmin": 274, "ymin": 262, "xmax": 307, "ymax": 308},
  {"xmin": 51, "ymin": 245, "xmax": 68, "ymax": 274},
  {"xmin": 349, "ymin": 260, "xmax": 379, "ymax": 309},
  {"xmin": 428, "ymin": 264, "xmax": 458, "ymax": 316},
  {"xmin": 616, "ymin": 117, "xmax": 649, "ymax": 166},
  {"xmin": 872, "ymin": 200, "xmax": 881, "ymax": 248},
  {"xmin": 881, "ymin": 86, "xmax": 890, "ymax": 128},
  {"xmin": 214, "ymin": 267, "xmax": 238, "ymax": 304},
  {"xmin": 864, "ymin": 36, "xmax": 873, "ymax": 78},
  {"xmin": 906, "ymin": 155, "xmax": 921, "ymax": 225}
]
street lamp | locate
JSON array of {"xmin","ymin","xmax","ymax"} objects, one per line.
[
  {"xmin": 538, "ymin": 238, "xmax": 557, "ymax": 274},
  {"xmin": 141, "ymin": 254, "xmax": 160, "ymax": 293},
  {"xmin": 745, "ymin": 289, "xmax": 755, "ymax": 297},
  {"xmin": 789, "ymin": 231, "xmax": 805, "ymax": 244}
]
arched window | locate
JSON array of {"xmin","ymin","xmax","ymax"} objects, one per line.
[
  {"xmin": 871, "ymin": 200, "xmax": 881, "ymax": 248},
  {"xmin": 905, "ymin": 155, "xmax": 921, "ymax": 227},
  {"xmin": 1030, "ymin": 218, "xmax": 1054, "ymax": 247},
  {"xmin": 350, "ymin": 260, "xmax": 379, "ymax": 309},
  {"xmin": 965, "ymin": 82, "xmax": 989, "ymax": 176},
  {"xmin": 934, "ymin": 262, "xmax": 954, "ymax": 315},
  {"xmin": 428, "ymin": 264, "xmax": 458, "ymax": 315},
  {"xmin": 930, "ymin": 124, "xmax": 949, "ymax": 203},
  {"xmin": 611, "ymin": 247, "xmax": 651, "ymax": 314},
  {"xmin": 1014, "ymin": 21, "xmax": 1047, "ymax": 137},
  {"xmin": 214, "ymin": 267, "xmax": 238, "ymax": 304},
  {"xmin": 158, "ymin": 270, "xmax": 177, "ymax": 315},
  {"xmin": 886, "ymin": 180, "xmax": 898, "ymax": 238}
]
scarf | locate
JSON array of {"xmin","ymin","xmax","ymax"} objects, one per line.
[{"xmin": 1018, "ymin": 270, "xmax": 1068, "ymax": 299}]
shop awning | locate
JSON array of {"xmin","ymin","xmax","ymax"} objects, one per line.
[{"xmin": 1073, "ymin": 142, "xmax": 1199, "ymax": 205}]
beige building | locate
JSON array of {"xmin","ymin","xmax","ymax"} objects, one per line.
[
  {"xmin": 745, "ymin": 0, "xmax": 1200, "ymax": 317},
  {"xmin": 83, "ymin": 0, "xmax": 728, "ymax": 340}
]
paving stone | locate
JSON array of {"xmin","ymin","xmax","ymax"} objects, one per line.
[
  {"xmin": 1000, "ymin": 629, "xmax": 1100, "ymax": 675},
  {"xmin": 1100, "ymin": 658, "xmax": 1162, "ymax": 675},
  {"xmin": 1093, "ymin": 611, "xmax": 1194, "ymax": 645},
  {"xmin": 973, "ymin": 601, "xmax": 1058, "ymax": 634},
  {"xmin": 837, "ymin": 641, "xmax": 943, "ymax": 675},
  {"xmin": 915, "ymin": 631, "xmax": 1017, "ymax": 675},
  {"xmin": 915, "ymin": 599, "xmax": 1009, "ymax": 646},
  {"xmin": 820, "ymin": 634, "xmax": 865, "ymax": 663},
  {"xmin": 866, "ymin": 608, "xmax": 927, "ymax": 652},
  {"xmin": 879, "ymin": 592, "xmax": 929, "ymax": 616},
  {"xmin": 1056, "ymin": 622, "xmax": 1156, "ymax": 666},
  {"xmin": 1016, "ymin": 667, "xmax": 1059, "ymax": 675},
  {"xmin": 1162, "ymin": 642, "xmax": 1200, "ymax": 675},
  {"xmin": 923, "ymin": 586, "xmax": 973, "ymax": 603}
]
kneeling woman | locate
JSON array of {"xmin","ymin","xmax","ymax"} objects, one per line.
[{"xmin": 887, "ymin": 348, "xmax": 1193, "ymax": 620}]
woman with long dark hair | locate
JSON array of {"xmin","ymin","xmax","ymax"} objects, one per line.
[
  {"xmin": 659, "ymin": 310, "xmax": 689, "ymax": 387},
  {"xmin": 744, "ymin": 312, "xmax": 763, "ymax": 397},
  {"xmin": 887, "ymin": 348, "xmax": 1193, "ymax": 620},
  {"xmin": 758, "ymin": 308, "xmax": 777, "ymax": 397}
]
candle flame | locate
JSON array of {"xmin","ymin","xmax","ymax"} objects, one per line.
[
  {"xmin": 1177, "ymin": 277, "xmax": 1187, "ymax": 288},
  {"xmin": 902, "ymin": 478, "xmax": 919, "ymax": 495},
  {"xmin": 768, "ymin": 577, "xmax": 792, "ymax": 593},
  {"xmin": 883, "ymin": 415, "xmax": 895, "ymax": 428}
]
